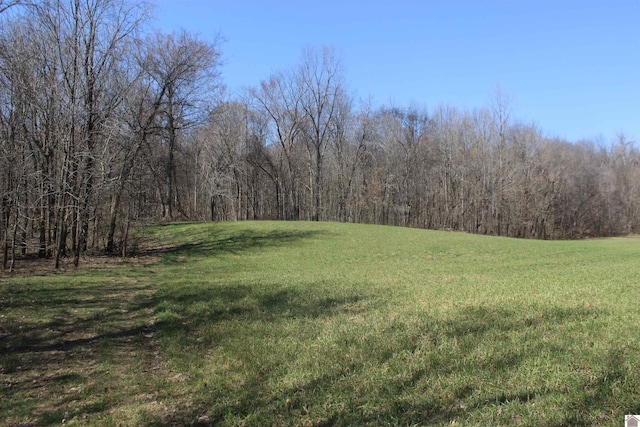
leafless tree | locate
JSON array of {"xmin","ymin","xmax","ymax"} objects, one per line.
[
  {"xmin": 0, "ymin": 0, "xmax": 29, "ymax": 14},
  {"xmin": 2, "ymin": 14, "xmax": 639, "ymax": 273},
  {"xmin": 251, "ymin": 69, "xmax": 306, "ymax": 219},
  {"xmin": 141, "ymin": 30, "xmax": 222, "ymax": 221},
  {"xmin": 298, "ymin": 46, "xmax": 347, "ymax": 221}
]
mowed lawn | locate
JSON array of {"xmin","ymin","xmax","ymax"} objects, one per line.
[{"xmin": 2, "ymin": 221, "xmax": 640, "ymax": 426}]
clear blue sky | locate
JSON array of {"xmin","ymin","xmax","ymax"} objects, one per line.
[{"xmin": 154, "ymin": 0, "xmax": 639, "ymax": 143}]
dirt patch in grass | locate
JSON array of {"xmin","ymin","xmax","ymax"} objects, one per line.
[{"xmin": 0, "ymin": 234, "xmax": 162, "ymax": 279}]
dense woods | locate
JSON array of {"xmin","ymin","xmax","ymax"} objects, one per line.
[{"xmin": 1, "ymin": 1, "xmax": 639, "ymax": 269}]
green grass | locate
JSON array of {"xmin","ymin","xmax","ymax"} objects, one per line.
[{"xmin": 2, "ymin": 221, "xmax": 640, "ymax": 426}]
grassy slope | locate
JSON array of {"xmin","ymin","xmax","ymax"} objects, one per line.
[{"xmin": 2, "ymin": 221, "xmax": 640, "ymax": 426}]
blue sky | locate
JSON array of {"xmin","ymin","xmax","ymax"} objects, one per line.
[{"xmin": 154, "ymin": 0, "xmax": 640, "ymax": 143}]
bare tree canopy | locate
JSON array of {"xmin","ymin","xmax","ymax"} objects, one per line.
[
  {"xmin": 1, "ymin": 5, "xmax": 638, "ymax": 270},
  {"xmin": 0, "ymin": 0, "xmax": 28, "ymax": 14}
]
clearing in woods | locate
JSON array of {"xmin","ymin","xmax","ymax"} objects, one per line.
[{"xmin": 1, "ymin": 221, "xmax": 640, "ymax": 426}]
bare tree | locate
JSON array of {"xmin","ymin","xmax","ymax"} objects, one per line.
[
  {"xmin": 104, "ymin": 66, "xmax": 165, "ymax": 254},
  {"xmin": 298, "ymin": 46, "xmax": 347, "ymax": 221},
  {"xmin": 142, "ymin": 30, "xmax": 222, "ymax": 221},
  {"xmin": 31, "ymin": 0, "xmax": 148, "ymax": 266},
  {"xmin": 0, "ymin": 0, "xmax": 150, "ymax": 266},
  {"xmin": 251, "ymin": 69, "xmax": 306, "ymax": 219},
  {"xmin": 3, "ymin": 14, "xmax": 640, "ymax": 274},
  {"xmin": 191, "ymin": 100, "xmax": 250, "ymax": 221},
  {"xmin": 0, "ymin": 0, "xmax": 28, "ymax": 14}
]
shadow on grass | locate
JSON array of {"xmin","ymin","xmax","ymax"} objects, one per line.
[
  {"xmin": 155, "ymin": 282, "xmax": 368, "ymax": 344},
  {"xmin": 161, "ymin": 298, "xmax": 638, "ymax": 427},
  {"xmin": 139, "ymin": 225, "xmax": 324, "ymax": 263},
  {"xmin": 0, "ymin": 279, "xmax": 158, "ymax": 426},
  {"xmin": 0, "ymin": 225, "xmax": 330, "ymax": 426},
  {"xmin": 5, "ymin": 222, "xmax": 635, "ymax": 426}
]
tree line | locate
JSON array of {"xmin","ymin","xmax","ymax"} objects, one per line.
[{"xmin": 1, "ymin": 0, "xmax": 638, "ymax": 270}]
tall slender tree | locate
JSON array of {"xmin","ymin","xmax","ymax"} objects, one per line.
[
  {"xmin": 298, "ymin": 46, "xmax": 347, "ymax": 221},
  {"xmin": 142, "ymin": 30, "xmax": 222, "ymax": 221}
]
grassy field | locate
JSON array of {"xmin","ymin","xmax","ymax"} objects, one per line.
[{"xmin": 2, "ymin": 221, "xmax": 640, "ymax": 426}]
